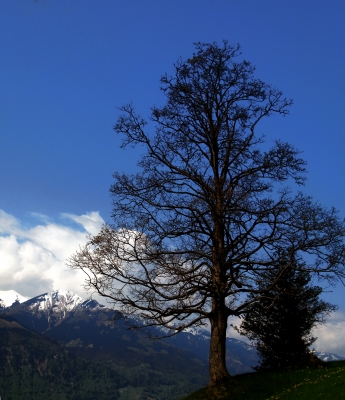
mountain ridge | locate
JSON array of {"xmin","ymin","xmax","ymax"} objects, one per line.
[{"xmin": 1, "ymin": 288, "xmax": 343, "ymax": 365}]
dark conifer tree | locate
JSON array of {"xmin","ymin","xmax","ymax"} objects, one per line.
[{"xmin": 238, "ymin": 258, "xmax": 337, "ymax": 370}]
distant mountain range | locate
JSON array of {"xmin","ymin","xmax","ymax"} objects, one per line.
[{"xmin": 0, "ymin": 289, "xmax": 343, "ymax": 400}]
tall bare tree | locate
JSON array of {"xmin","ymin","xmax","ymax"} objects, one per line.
[{"xmin": 69, "ymin": 42, "xmax": 345, "ymax": 386}]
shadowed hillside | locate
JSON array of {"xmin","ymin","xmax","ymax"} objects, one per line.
[{"xmin": 0, "ymin": 316, "xmax": 124, "ymax": 400}]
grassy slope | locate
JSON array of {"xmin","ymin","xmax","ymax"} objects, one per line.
[{"xmin": 183, "ymin": 360, "xmax": 345, "ymax": 400}]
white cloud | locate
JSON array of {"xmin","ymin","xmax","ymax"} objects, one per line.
[
  {"xmin": 0, "ymin": 209, "xmax": 104, "ymax": 299},
  {"xmin": 0, "ymin": 210, "xmax": 21, "ymax": 235},
  {"xmin": 226, "ymin": 315, "xmax": 251, "ymax": 342},
  {"xmin": 61, "ymin": 212, "xmax": 104, "ymax": 236},
  {"xmin": 29, "ymin": 212, "xmax": 51, "ymax": 224},
  {"xmin": 313, "ymin": 311, "xmax": 345, "ymax": 357}
]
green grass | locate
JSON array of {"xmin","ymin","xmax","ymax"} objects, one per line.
[{"xmin": 182, "ymin": 360, "xmax": 345, "ymax": 400}]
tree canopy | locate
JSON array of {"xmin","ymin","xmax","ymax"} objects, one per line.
[{"xmin": 69, "ymin": 41, "xmax": 345, "ymax": 386}]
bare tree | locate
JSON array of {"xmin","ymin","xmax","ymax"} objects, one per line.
[{"xmin": 69, "ymin": 42, "xmax": 345, "ymax": 386}]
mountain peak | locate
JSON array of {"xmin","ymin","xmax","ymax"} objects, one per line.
[
  {"xmin": 0, "ymin": 289, "xmax": 30, "ymax": 308},
  {"xmin": 25, "ymin": 289, "xmax": 84, "ymax": 313},
  {"xmin": 80, "ymin": 298, "xmax": 107, "ymax": 309}
]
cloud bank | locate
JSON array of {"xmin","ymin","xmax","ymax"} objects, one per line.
[
  {"xmin": 313, "ymin": 311, "xmax": 345, "ymax": 357},
  {"xmin": 0, "ymin": 209, "xmax": 104, "ymax": 298}
]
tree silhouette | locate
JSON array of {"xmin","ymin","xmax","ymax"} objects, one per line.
[
  {"xmin": 237, "ymin": 257, "xmax": 337, "ymax": 370},
  {"xmin": 69, "ymin": 42, "xmax": 345, "ymax": 386}
]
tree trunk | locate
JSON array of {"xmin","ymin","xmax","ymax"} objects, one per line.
[{"xmin": 209, "ymin": 307, "xmax": 231, "ymax": 386}]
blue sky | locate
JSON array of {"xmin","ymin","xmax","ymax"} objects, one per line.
[{"xmin": 1, "ymin": 0, "xmax": 345, "ymax": 354}]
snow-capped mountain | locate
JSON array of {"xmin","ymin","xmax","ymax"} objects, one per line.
[
  {"xmin": 4, "ymin": 289, "xmax": 110, "ymax": 332},
  {"xmin": 0, "ymin": 289, "xmax": 29, "ymax": 308},
  {"xmin": 182, "ymin": 326, "xmax": 210, "ymax": 341},
  {"xmin": 0, "ymin": 289, "xmax": 87, "ymax": 313},
  {"xmin": 25, "ymin": 289, "xmax": 84, "ymax": 314},
  {"xmin": 314, "ymin": 351, "xmax": 345, "ymax": 361},
  {"xmin": 78, "ymin": 298, "xmax": 107, "ymax": 310},
  {"xmin": 182, "ymin": 326, "xmax": 254, "ymax": 350}
]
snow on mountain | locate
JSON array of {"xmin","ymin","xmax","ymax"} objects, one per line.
[
  {"xmin": 25, "ymin": 289, "xmax": 84, "ymax": 314},
  {"xmin": 79, "ymin": 298, "xmax": 107, "ymax": 310},
  {"xmin": 0, "ymin": 290, "xmax": 30, "ymax": 308},
  {"xmin": 182, "ymin": 327, "xmax": 255, "ymax": 351},
  {"xmin": 0, "ymin": 289, "xmax": 107, "ymax": 314},
  {"xmin": 2, "ymin": 289, "xmax": 110, "ymax": 332},
  {"xmin": 183, "ymin": 326, "xmax": 210, "ymax": 340},
  {"xmin": 314, "ymin": 351, "xmax": 345, "ymax": 361}
]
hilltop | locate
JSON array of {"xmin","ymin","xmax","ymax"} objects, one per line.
[{"xmin": 183, "ymin": 360, "xmax": 345, "ymax": 400}]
